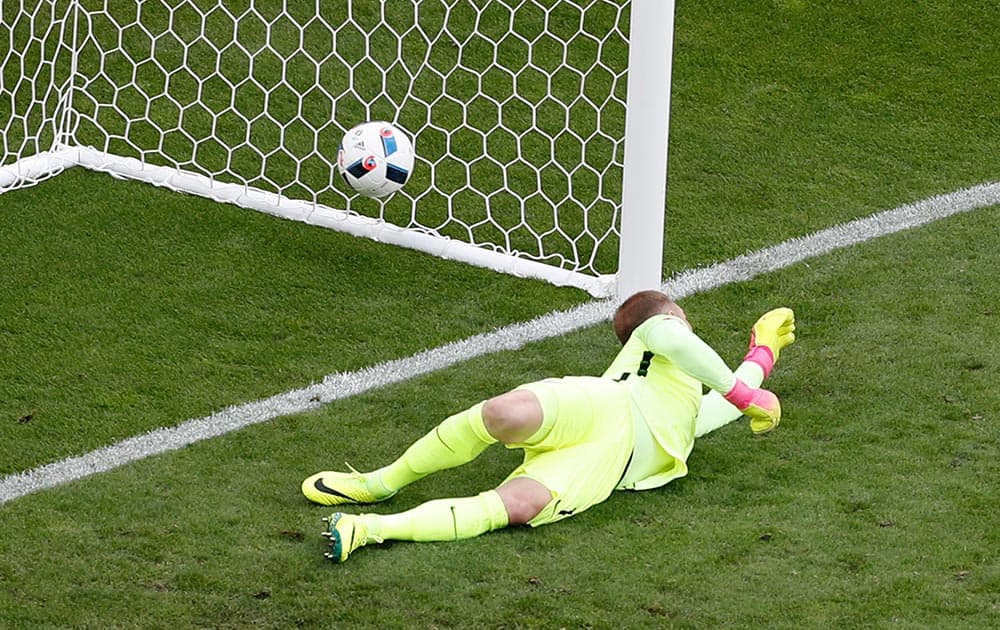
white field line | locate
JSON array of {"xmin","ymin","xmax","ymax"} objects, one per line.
[{"xmin": 2, "ymin": 181, "xmax": 999, "ymax": 506}]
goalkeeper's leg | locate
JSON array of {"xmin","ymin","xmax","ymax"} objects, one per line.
[
  {"xmin": 322, "ymin": 478, "xmax": 551, "ymax": 563},
  {"xmin": 302, "ymin": 402, "xmax": 498, "ymax": 505},
  {"xmin": 695, "ymin": 308, "xmax": 795, "ymax": 437},
  {"xmin": 304, "ymin": 390, "xmax": 546, "ymax": 506}
]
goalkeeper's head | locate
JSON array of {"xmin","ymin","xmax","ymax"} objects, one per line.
[{"xmin": 613, "ymin": 290, "xmax": 689, "ymax": 344}]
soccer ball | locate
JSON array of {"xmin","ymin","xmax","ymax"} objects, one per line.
[{"xmin": 336, "ymin": 121, "xmax": 414, "ymax": 198}]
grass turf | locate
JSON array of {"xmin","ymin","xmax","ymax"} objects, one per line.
[{"xmin": 1, "ymin": 205, "xmax": 997, "ymax": 628}]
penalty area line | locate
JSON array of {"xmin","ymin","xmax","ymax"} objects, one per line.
[{"xmin": 2, "ymin": 181, "xmax": 999, "ymax": 506}]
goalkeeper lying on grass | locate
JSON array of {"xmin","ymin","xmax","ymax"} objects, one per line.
[{"xmin": 302, "ymin": 290, "xmax": 796, "ymax": 562}]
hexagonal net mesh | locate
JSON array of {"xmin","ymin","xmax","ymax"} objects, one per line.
[
  {"xmin": 0, "ymin": 0, "xmax": 76, "ymax": 185},
  {"xmin": 2, "ymin": 0, "xmax": 667, "ymax": 296}
]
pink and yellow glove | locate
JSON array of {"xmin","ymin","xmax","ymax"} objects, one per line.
[
  {"xmin": 744, "ymin": 307, "xmax": 796, "ymax": 378},
  {"xmin": 724, "ymin": 379, "xmax": 781, "ymax": 434},
  {"xmin": 723, "ymin": 308, "xmax": 794, "ymax": 434}
]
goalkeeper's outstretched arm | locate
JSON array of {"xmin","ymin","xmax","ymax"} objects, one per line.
[
  {"xmin": 695, "ymin": 307, "xmax": 796, "ymax": 436},
  {"xmin": 637, "ymin": 315, "xmax": 782, "ymax": 434}
]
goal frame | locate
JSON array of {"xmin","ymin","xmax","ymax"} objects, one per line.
[{"xmin": 1, "ymin": 0, "xmax": 674, "ymax": 298}]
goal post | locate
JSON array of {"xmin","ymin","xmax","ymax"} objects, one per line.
[
  {"xmin": 617, "ymin": 0, "xmax": 674, "ymax": 299},
  {"xmin": 1, "ymin": 0, "xmax": 673, "ymax": 298}
]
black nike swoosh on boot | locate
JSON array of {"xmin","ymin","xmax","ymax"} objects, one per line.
[{"xmin": 314, "ymin": 477, "xmax": 358, "ymax": 501}]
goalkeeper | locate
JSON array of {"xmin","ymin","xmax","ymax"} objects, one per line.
[{"xmin": 302, "ymin": 290, "xmax": 796, "ymax": 562}]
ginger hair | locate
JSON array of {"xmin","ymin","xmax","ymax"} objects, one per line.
[{"xmin": 612, "ymin": 290, "xmax": 680, "ymax": 344}]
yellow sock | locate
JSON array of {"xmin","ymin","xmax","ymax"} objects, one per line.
[
  {"xmin": 374, "ymin": 403, "xmax": 497, "ymax": 492},
  {"xmin": 364, "ymin": 490, "xmax": 509, "ymax": 542}
]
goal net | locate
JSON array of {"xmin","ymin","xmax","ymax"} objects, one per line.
[{"xmin": 1, "ymin": 0, "xmax": 672, "ymax": 297}]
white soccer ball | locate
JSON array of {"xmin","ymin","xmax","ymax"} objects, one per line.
[{"xmin": 337, "ymin": 121, "xmax": 414, "ymax": 198}]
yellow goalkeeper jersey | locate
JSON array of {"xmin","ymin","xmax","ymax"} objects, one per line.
[{"xmin": 601, "ymin": 314, "xmax": 738, "ymax": 490}]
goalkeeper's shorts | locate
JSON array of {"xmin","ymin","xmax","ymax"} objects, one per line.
[{"xmin": 502, "ymin": 376, "xmax": 634, "ymax": 527}]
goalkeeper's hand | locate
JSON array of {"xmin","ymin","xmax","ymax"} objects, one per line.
[
  {"xmin": 744, "ymin": 307, "xmax": 796, "ymax": 378},
  {"xmin": 723, "ymin": 379, "xmax": 782, "ymax": 434}
]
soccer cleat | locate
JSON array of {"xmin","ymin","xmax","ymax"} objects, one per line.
[
  {"xmin": 323, "ymin": 512, "xmax": 379, "ymax": 563},
  {"xmin": 745, "ymin": 307, "xmax": 796, "ymax": 377},
  {"xmin": 302, "ymin": 465, "xmax": 397, "ymax": 506}
]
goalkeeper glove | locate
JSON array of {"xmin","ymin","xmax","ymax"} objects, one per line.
[
  {"xmin": 744, "ymin": 307, "xmax": 796, "ymax": 378},
  {"xmin": 723, "ymin": 379, "xmax": 781, "ymax": 434}
]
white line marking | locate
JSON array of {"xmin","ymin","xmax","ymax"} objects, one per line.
[{"xmin": 2, "ymin": 182, "xmax": 999, "ymax": 505}]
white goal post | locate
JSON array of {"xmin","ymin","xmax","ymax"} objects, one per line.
[{"xmin": 1, "ymin": 0, "xmax": 673, "ymax": 298}]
